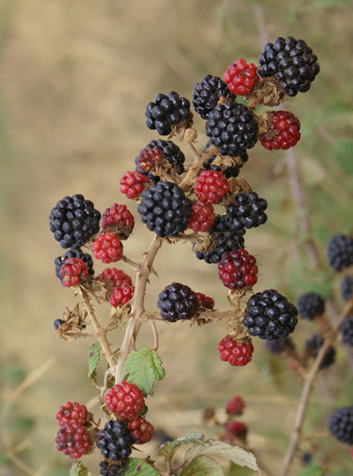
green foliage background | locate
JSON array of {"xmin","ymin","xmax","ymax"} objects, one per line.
[{"xmin": 0, "ymin": 0, "xmax": 353, "ymax": 475}]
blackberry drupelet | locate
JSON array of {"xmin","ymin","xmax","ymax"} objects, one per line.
[
  {"xmin": 243, "ymin": 289, "xmax": 298, "ymax": 340},
  {"xmin": 147, "ymin": 139, "xmax": 185, "ymax": 174},
  {"xmin": 195, "ymin": 215, "xmax": 246, "ymax": 264},
  {"xmin": 157, "ymin": 282, "xmax": 199, "ymax": 322},
  {"xmin": 341, "ymin": 276, "xmax": 353, "ymax": 301},
  {"xmin": 145, "ymin": 91, "xmax": 192, "ymax": 135},
  {"xmin": 226, "ymin": 192, "xmax": 268, "ymax": 231},
  {"xmin": 257, "ymin": 36, "xmax": 320, "ymax": 97},
  {"xmin": 137, "ymin": 181, "xmax": 192, "ymax": 238},
  {"xmin": 192, "ymin": 74, "xmax": 233, "ymax": 119},
  {"xmin": 305, "ymin": 334, "xmax": 336, "ymax": 369},
  {"xmin": 206, "ymin": 102, "xmax": 259, "ymax": 157},
  {"xmin": 203, "ymin": 152, "xmax": 248, "ymax": 179},
  {"xmin": 297, "ymin": 292, "xmax": 325, "ymax": 320},
  {"xmin": 327, "ymin": 234, "xmax": 353, "ymax": 271},
  {"xmin": 49, "ymin": 194, "xmax": 101, "ymax": 250},
  {"xmin": 340, "ymin": 316, "xmax": 353, "ymax": 347},
  {"xmin": 97, "ymin": 420, "xmax": 135, "ymax": 461},
  {"xmin": 55, "ymin": 249, "xmax": 94, "ymax": 282},
  {"xmin": 328, "ymin": 406, "xmax": 353, "ymax": 445}
]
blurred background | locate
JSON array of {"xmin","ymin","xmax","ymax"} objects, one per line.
[{"xmin": 1, "ymin": 0, "xmax": 353, "ymax": 474}]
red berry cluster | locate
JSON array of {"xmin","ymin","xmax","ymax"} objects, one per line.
[
  {"xmin": 223, "ymin": 59, "xmax": 259, "ymax": 96},
  {"xmin": 218, "ymin": 335, "xmax": 254, "ymax": 366},
  {"xmin": 259, "ymin": 110, "xmax": 301, "ymax": 151},
  {"xmin": 119, "ymin": 170, "xmax": 150, "ymax": 199},
  {"xmin": 135, "ymin": 146, "xmax": 164, "ymax": 174},
  {"xmin": 194, "ymin": 170, "xmax": 229, "ymax": 205},
  {"xmin": 92, "ymin": 232, "xmax": 124, "ymax": 264},
  {"xmin": 101, "ymin": 203, "xmax": 135, "ymax": 238},
  {"xmin": 98, "ymin": 268, "xmax": 135, "ymax": 307},
  {"xmin": 196, "ymin": 292, "xmax": 215, "ymax": 310},
  {"xmin": 59, "ymin": 258, "xmax": 89, "ymax": 288},
  {"xmin": 188, "ymin": 200, "xmax": 216, "ymax": 232},
  {"xmin": 218, "ymin": 249, "xmax": 258, "ymax": 290}
]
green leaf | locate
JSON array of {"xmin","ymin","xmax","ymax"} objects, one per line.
[
  {"xmin": 123, "ymin": 346, "xmax": 165, "ymax": 395},
  {"xmin": 179, "ymin": 455, "xmax": 224, "ymax": 476},
  {"xmin": 295, "ymin": 464, "xmax": 325, "ymax": 476},
  {"xmin": 70, "ymin": 461, "xmax": 91, "ymax": 476},
  {"xmin": 88, "ymin": 341, "xmax": 101, "ymax": 385},
  {"xmin": 331, "ymin": 139, "xmax": 353, "ymax": 174},
  {"xmin": 124, "ymin": 458, "xmax": 160, "ymax": 476},
  {"xmin": 226, "ymin": 462, "xmax": 253, "ymax": 476},
  {"xmin": 185, "ymin": 440, "xmax": 260, "ymax": 472},
  {"xmin": 158, "ymin": 432, "xmax": 205, "ymax": 462}
]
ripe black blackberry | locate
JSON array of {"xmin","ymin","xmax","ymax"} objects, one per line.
[
  {"xmin": 328, "ymin": 406, "xmax": 353, "ymax": 445},
  {"xmin": 297, "ymin": 292, "xmax": 325, "ymax": 320},
  {"xmin": 340, "ymin": 316, "xmax": 353, "ymax": 347},
  {"xmin": 99, "ymin": 459, "xmax": 127, "ymax": 476},
  {"xmin": 54, "ymin": 249, "xmax": 94, "ymax": 283},
  {"xmin": 192, "ymin": 74, "xmax": 234, "ymax": 120},
  {"xmin": 226, "ymin": 192, "xmax": 268, "ymax": 231},
  {"xmin": 341, "ymin": 276, "xmax": 353, "ymax": 301},
  {"xmin": 96, "ymin": 420, "xmax": 135, "ymax": 461},
  {"xmin": 264, "ymin": 336, "xmax": 295, "ymax": 355},
  {"xmin": 137, "ymin": 181, "xmax": 192, "ymax": 238},
  {"xmin": 243, "ymin": 289, "xmax": 298, "ymax": 340},
  {"xmin": 195, "ymin": 215, "xmax": 246, "ymax": 264},
  {"xmin": 304, "ymin": 334, "xmax": 336, "ymax": 369},
  {"xmin": 206, "ymin": 102, "xmax": 259, "ymax": 157},
  {"xmin": 327, "ymin": 234, "xmax": 353, "ymax": 271},
  {"xmin": 145, "ymin": 91, "xmax": 192, "ymax": 135},
  {"xmin": 157, "ymin": 282, "xmax": 199, "ymax": 322},
  {"xmin": 203, "ymin": 151, "xmax": 248, "ymax": 179},
  {"xmin": 257, "ymin": 36, "xmax": 320, "ymax": 97},
  {"xmin": 147, "ymin": 139, "xmax": 185, "ymax": 174},
  {"xmin": 49, "ymin": 194, "xmax": 101, "ymax": 250}
]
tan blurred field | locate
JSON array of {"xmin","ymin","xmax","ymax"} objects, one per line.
[{"xmin": 1, "ymin": 1, "xmax": 353, "ymax": 475}]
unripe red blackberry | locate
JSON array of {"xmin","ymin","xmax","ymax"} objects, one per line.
[
  {"xmin": 224, "ymin": 421, "xmax": 248, "ymax": 441},
  {"xmin": 92, "ymin": 233, "xmax": 124, "ymax": 264},
  {"xmin": 55, "ymin": 249, "xmax": 94, "ymax": 284},
  {"xmin": 104, "ymin": 381, "xmax": 145, "ymax": 420},
  {"xmin": 194, "ymin": 170, "xmax": 229, "ymax": 205},
  {"xmin": 297, "ymin": 292, "xmax": 325, "ymax": 321},
  {"xmin": 196, "ymin": 292, "xmax": 215, "ymax": 310},
  {"xmin": 223, "ymin": 59, "xmax": 259, "ymax": 96},
  {"xmin": 218, "ymin": 249, "xmax": 258, "ymax": 290},
  {"xmin": 192, "ymin": 74, "xmax": 234, "ymax": 119},
  {"xmin": 97, "ymin": 420, "xmax": 135, "ymax": 461},
  {"xmin": 138, "ymin": 181, "xmax": 192, "ymax": 238},
  {"xmin": 98, "ymin": 268, "xmax": 132, "ymax": 289},
  {"xmin": 135, "ymin": 146, "xmax": 165, "ymax": 176},
  {"xmin": 327, "ymin": 234, "xmax": 353, "ymax": 271},
  {"xmin": 206, "ymin": 102, "xmax": 259, "ymax": 157},
  {"xmin": 243, "ymin": 289, "xmax": 298, "ymax": 340},
  {"xmin": 59, "ymin": 258, "xmax": 89, "ymax": 288},
  {"xmin": 147, "ymin": 139, "xmax": 185, "ymax": 174},
  {"xmin": 119, "ymin": 170, "xmax": 150, "ymax": 199},
  {"xmin": 259, "ymin": 110, "xmax": 301, "ymax": 150},
  {"xmin": 258, "ymin": 36, "xmax": 320, "ymax": 97},
  {"xmin": 55, "ymin": 422, "xmax": 92, "ymax": 459},
  {"xmin": 328, "ymin": 406, "xmax": 353, "ymax": 445},
  {"xmin": 56, "ymin": 401, "xmax": 90, "ymax": 428},
  {"xmin": 109, "ymin": 285, "xmax": 135, "ymax": 307},
  {"xmin": 98, "ymin": 267, "xmax": 134, "ymax": 306},
  {"xmin": 101, "ymin": 203, "xmax": 135, "ymax": 239},
  {"xmin": 225, "ymin": 395, "xmax": 245, "ymax": 416},
  {"xmin": 128, "ymin": 416, "xmax": 154, "ymax": 444},
  {"xmin": 226, "ymin": 192, "xmax": 268, "ymax": 231},
  {"xmin": 145, "ymin": 91, "xmax": 192, "ymax": 135},
  {"xmin": 218, "ymin": 336, "xmax": 254, "ymax": 366},
  {"xmin": 49, "ymin": 194, "xmax": 101, "ymax": 250},
  {"xmin": 157, "ymin": 282, "xmax": 199, "ymax": 322},
  {"xmin": 187, "ymin": 200, "xmax": 216, "ymax": 232},
  {"xmin": 304, "ymin": 334, "xmax": 336, "ymax": 369},
  {"xmin": 340, "ymin": 316, "xmax": 353, "ymax": 347}
]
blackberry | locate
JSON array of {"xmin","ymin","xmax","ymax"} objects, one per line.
[
  {"xmin": 305, "ymin": 334, "xmax": 336, "ymax": 369},
  {"xmin": 223, "ymin": 59, "xmax": 259, "ymax": 96},
  {"xmin": 147, "ymin": 139, "xmax": 185, "ymax": 174},
  {"xmin": 226, "ymin": 192, "xmax": 268, "ymax": 231},
  {"xmin": 187, "ymin": 200, "xmax": 216, "ymax": 232},
  {"xmin": 264, "ymin": 336, "xmax": 295, "ymax": 355},
  {"xmin": 257, "ymin": 36, "xmax": 320, "ymax": 97},
  {"xmin": 297, "ymin": 292, "xmax": 325, "ymax": 320},
  {"xmin": 157, "ymin": 282, "xmax": 199, "ymax": 322},
  {"xmin": 259, "ymin": 110, "xmax": 301, "ymax": 150},
  {"xmin": 243, "ymin": 289, "xmax": 298, "ymax": 340},
  {"xmin": 218, "ymin": 336, "xmax": 254, "ymax": 366},
  {"xmin": 195, "ymin": 215, "xmax": 246, "ymax": 264},
  {"xmin": 137, "ymin": 181, "xmax": 192, "ymax": 238},
  {"xmin": 145, "ymin": 91, "xmax": 192, "ymax": 135},
  {"xmin": 55, "ymin": 423, "xmax": 92, "ymax": 459},
  {"xmin": 194, "ymin": 170, "xmax": 229, "ymax": 205},
  {"xmin": 218, "ymin": 249, "xmax": 258, "ymax": 290},
  {"xmin": 96, "ymin": 420, "xmax": 135, "ymax": 461},
  {"xmin": 55, "ymin": 249, "xmax": 94, "ymax": 284},
  {"xmin": 328, "ymin": 406, "xmax": 353, "ymax": 445},
  {"xmin": 101, "ymin": 203, "xmax": 135, "ymax": 239},
  {"xmin": 341, "ymin": 276, "xmax": 353, "ymax": 301},
  {"xmin": 225, "ymin": 396, "xmax": 245, "ymax": 416},
  {"xmin": 340, "ymin": 316, "xmax": 353, "ymax": 347},
  {"xmin": 327, "ymin": 234, "xmax": 353, "ymax": 271},
  {"xmin": 104, "ymin": 381, "xmax": 145, "ymax": 420},
  {"xmin": 49, "ymin": 194, "xmax": 101, "ymax": 250},
  {"xmin": 192, "ymin": 74, "xmax": 233, "ymax": 120},
  {"xmin": 99, "ymin": 460, "xmax": 127, "ymax": 476},
  {"xmin": 59, "ymin": 258, "xmax": 89, "ymax": 288},
  {"xmin": 203, "ymin": 152, "xmax": 248, "ymax": 178}
]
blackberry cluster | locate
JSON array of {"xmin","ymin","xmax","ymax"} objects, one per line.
[
  {"xmin": 305, "ymin": 334, "xmax": 336, "ymax": 369},
  {"xmin": 147, "ymin": 139, "xmax": 185, "ymax": 174},
  {"xmin": 49, "ymin": 194, "xmax": 101, "ymax": 249},
  {"xmin": 157, "ymin": 282, "xmax": 199, "ymax": 322},
  {"xmin": 257, "ymin": 36, "xmax": 320, "ymax": 97},
  {"xmin": 97, "ymin": 420, "xmax": 135, "ymax": 461},
  {"xmin": 192, "ymin": 74, "xmax": 233, "ymax": 119},
  {"xmin": 55, "ymin": 249, "xmax": 94, "ymax": 282},
  {"xmin": 226, "ymin": 192, "xmax": 268, "ymax": 231},
  {"xmin": 328, "ymin": 406, "xmax": 353, "ymax": 444},
  {"xmin": 243, "ymin": 289, "xmax": 298, "ymax": 340},
  {"xmin": 203, "ymin": 152, "xmax": 248, "ymax": 179},
  {"xmin": 206, "ymin": 102, "xmax": 259, "ymax": 157},
  {"xmin": 145, "ymin": 91, "xmax": 192, "ymax": 135},
  {"xmin": 297, "ymin": 292, "xmax": 325, "ymax": 320},
  {"xmin": 195, "ymin": 215, "xmax": 246, "ymax": 264},
  {"xmin": 137, "ymin": 181, "xmax": 192, "ymax": 238},
  {"xmin": 341, "ymin": 276, "xmax": 353, "ymax": 301},
  {"xmin": 327, "ymin": 234, "xmax": 353, "ymax": 271},
  {"xmin": 340, "ymin": 316, "xmax": 353, "ymax": 347}
]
